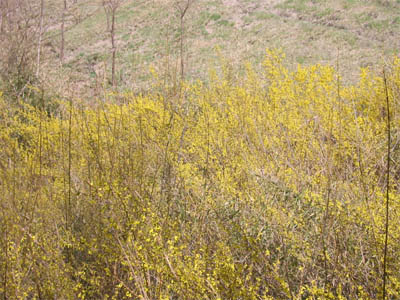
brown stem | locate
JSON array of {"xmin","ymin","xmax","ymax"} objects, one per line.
[
  {"xmin": 111, "ymin": 5, "xmax": 116, "ymax": 87},
  {"xmin": 36, "ymin": 0, "xmax": 44, "ymax": 77},
  {"xmin": 67, "ymin": 97, "xmax": 72, "ymax": 233},
  {"xmin": 3, "ymin": 220, "xmax": 7, "ymax": 300},
  {"xmin": 382, "ymin": 69, "xmax": 390, "ymax": 300},
  {"xmin": 60, "ymin": 0, "xmax": 67, "ymax": 63},
  {"xmin": 180, "ymin": 15, "xmax": 184, "ymax": 81}
]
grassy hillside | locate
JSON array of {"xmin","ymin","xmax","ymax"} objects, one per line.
[{"xmin": 40, "ymin": 0, "xmax": 400, "ymax": 94}]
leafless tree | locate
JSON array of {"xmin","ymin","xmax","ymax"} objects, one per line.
[
  {"xmin": 60, "ymin": 0, "xmax": 67, "ymax": 63},
  {"xmin": 103, "ymin": 0, "xmax": 123, "ymax": 87},
  {"xmin": 0, "ymin": 0, "xmax": 6, "ymax": 34},
  {"xmin": 0, "ymin": 0, "xmax": 40, "ymax": 97},
  {"xmin": 36, "ymin": 0, "xmax": 45, "ymax": 77},
  {"xmin": 174, "ymin": 0, "xmax": 195, "ymax": 81}
]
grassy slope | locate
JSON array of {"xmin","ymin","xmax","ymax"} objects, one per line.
[{"xmin": 44, "ymin": 0, "xmax": 400, "ymax": 93}]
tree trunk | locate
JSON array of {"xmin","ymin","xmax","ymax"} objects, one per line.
[
  {"xmin": 111, "ymin": 5, "xmax": 116, "ymax": 87},
  {"xmin": 180, "ymin": 15, "xmax": 184, "ymax": 81},
  {"xmin": 60, "ymin": 0, "xmax": 67, "ymax": 63},
  {"xmin": 0, "ymin": 0, "xmax": 6, "ymax": 34},
  {"xmin": 36, "ymin": 0, "xmax": 44, "ymax": 77}
]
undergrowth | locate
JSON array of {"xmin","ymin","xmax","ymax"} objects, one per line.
[{"xmin": 1, "ymin": 51, "xmax": 400, "ymax": 299}]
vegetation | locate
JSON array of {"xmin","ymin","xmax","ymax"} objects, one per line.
[
  {"xmin": 1, "ymin": 0, "xmax": 400, "ymax": 299},
  {"xmin": 1, "ymin": 51, "xmax": 400, "ymax": 299}
]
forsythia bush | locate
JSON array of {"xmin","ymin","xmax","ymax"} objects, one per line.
[{"xmin": 1, "ymin": 51, "xmax": 400, "ymax": 299}]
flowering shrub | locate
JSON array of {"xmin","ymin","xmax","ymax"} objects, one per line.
[{"xmin": 1, "ymin": 51, "xmax": 400, "ymax": 299}]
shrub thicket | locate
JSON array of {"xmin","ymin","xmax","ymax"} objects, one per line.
[{"xmin": 1, "ymin": 51, "xmax": 400, "ymax": 299}]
